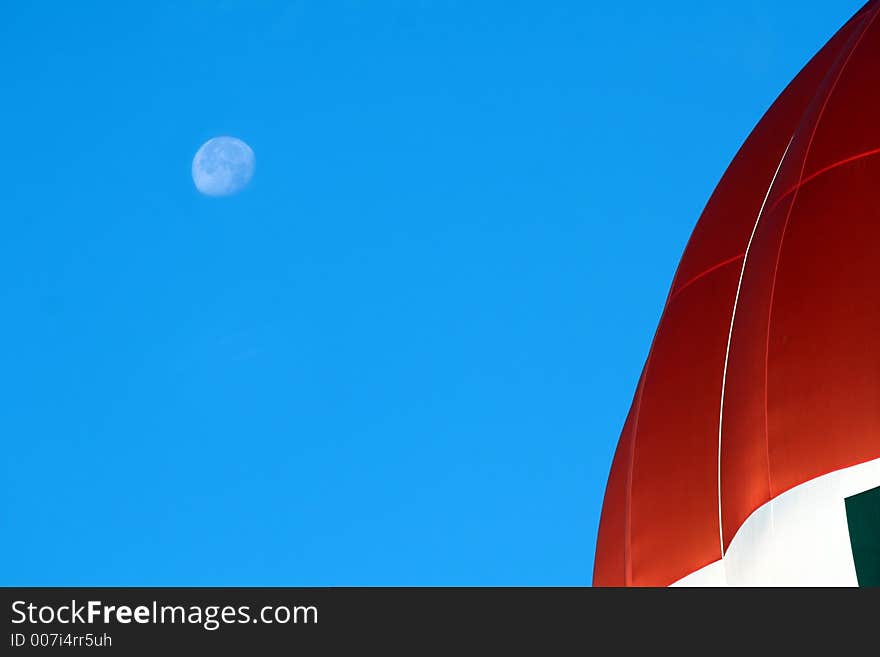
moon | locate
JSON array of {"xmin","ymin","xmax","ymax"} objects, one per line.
[{"xmin": 192, "ymin": 136, "xmax": 255, "ymax": 196}]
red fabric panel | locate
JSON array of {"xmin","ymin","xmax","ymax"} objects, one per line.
[
  {"xmin": 764, "ymin": 7, "xmax": 879, "ymax": 218},
  {"xmin": 668, "ymin": 8, "xmax": 865, "ymax": 297},
  {"xmin": 628, "ymin": 266, "xmax": 739, "ymax": 586},
  {"xmin": 592, "ymin": 395, "xmax": 639, "ymax": 587},
  {"xmin": 802, "ymin": 12, "xmax": 880, "ymax": 182},
  {"xmin": 717, "ymin": 199, "xmax": 790, "ymax": 550},
  {"xmin": 764, "ymin": 11, "xmax": 880, "ymax": 502},
  {"xmin": 767, "ymin": 161, "xmax": 880, "ymax": 497}
]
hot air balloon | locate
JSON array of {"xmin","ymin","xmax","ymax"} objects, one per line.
[{"xmin": 594, "ymin": 0, "xmax": 880, "ymax": 586}]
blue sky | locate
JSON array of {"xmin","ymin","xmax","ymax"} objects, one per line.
[{"xmin": 1, "ymin": 1, "xmax": 865, "ymax": 585}]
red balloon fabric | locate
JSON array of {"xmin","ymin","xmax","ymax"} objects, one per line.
[{"xmin": 594, "ymin": 0, "xmax": 880, "ymax": 586}]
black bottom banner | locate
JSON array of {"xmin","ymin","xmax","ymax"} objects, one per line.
[{"xmin": 1, "ymin": 586, "xmax": 877, "ymax": 653}]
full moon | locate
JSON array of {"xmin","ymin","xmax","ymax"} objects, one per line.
[{"xmin": 192, "ymin": 136, "xmax": 255, "ymax": 196}]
